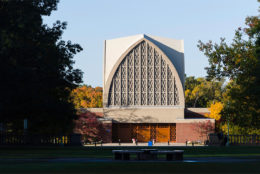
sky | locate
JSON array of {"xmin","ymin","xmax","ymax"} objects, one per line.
[{"xmin": 43, "ymin": 0, "xmax": 259, "ymax": 87}]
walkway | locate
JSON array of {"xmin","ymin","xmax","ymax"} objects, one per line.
[{"xmin": 83, "ymin": 142, "xmax": 204, "ymax": 147}]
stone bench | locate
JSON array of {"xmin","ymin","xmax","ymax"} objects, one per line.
[
  {"xmin": 139, "ymin": 149, "xmax": 158, "ymax": 160},
  {"xmin": 112, "ymin": 149, "xmax": 184, "ymax": 161},
  {"xmin": 152, "ymin": 150, "xmax": 184, "ymax": 161},
  {"xmin": 112, "ymin": 150, "xmax": 143, "ymax": 160}
]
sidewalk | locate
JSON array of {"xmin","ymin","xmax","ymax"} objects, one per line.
[{"xmin": 84, "ymin": 142, "xmax": 205, "ymax": 147}]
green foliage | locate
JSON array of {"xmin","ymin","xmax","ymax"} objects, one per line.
[
  {"xmin": 185, "ymin": 76, "xmax": 223, "ymax": 107},
  {"xmin": 0, "ymin": 0, "xmax": 83, "ymax": 134},
  {"xmin": 221, "ymin": 123, "xmax": 260, "ymax": 135},
  {"xmin": 198, "ymin": 30, "xmax": 256, "ymax": 82},
  {"xmin": 197, "ymin": 7, "xmax": 260, "ymax": 130}
]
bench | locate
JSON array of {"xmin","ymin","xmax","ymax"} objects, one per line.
[
  {"xmin": 112, "ymin": 150, "xmax": 143, "ymax": 160},
  {"xmin": 112, "ymin": 149, "xmax": 184, "ymax": 161},
  {"xmin": 139, "ymin": 149, "xmax": 158, "ymax": 160},
  {"xmin": 152, "ymin": 150, "xmax": 184, "ymax": 161}
]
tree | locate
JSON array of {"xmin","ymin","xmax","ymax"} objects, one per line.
[
  {"xmin": 185, "ymin": 76, "xmax": 223, "ymax": 107},
  {"xmin": 207, "ymin": 102, "xmax": 223, "ymax": 121},
  {"xmin": 206, "ymin": 101, "xmax": 224, "ymax": 133},
  {"xmin": 198, "ymin": 5, "xmax": 260, "ymax": 130},
  {"xmin": 73, "ymin": 111, "xmax": 101, "ymax": 143},
  {"xmin": 0, "ymin": 0, "xmax": 83, "ymax": 134},
  {"xmin": 71, "ymin": 85, "xmax": 103, "ymax": 108}
]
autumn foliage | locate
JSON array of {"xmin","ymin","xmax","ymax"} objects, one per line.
[
  {"xmin": 185, "ymin": 77, "xmax": 223, "ymax": 108},
  {"xmin": 197, "ymin": 4, "xmax": 260, "ymax": 132},
  {"xmin": 71, "ymin": 85, "xmax": 103, "ymax": 108},
  {"xmin": 73, "ymin": 111, "xmax": 102, "ymax": 142},
  {"xmin": 207, "ymin": 102, "xmax": 223, "ymax": 121}
]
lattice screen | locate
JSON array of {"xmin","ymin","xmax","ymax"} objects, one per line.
[{"xmin": 108, "ymin": 40, "xmax": 180, "ymax": 106}]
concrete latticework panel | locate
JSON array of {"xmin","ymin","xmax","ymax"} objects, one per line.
[
  {"xmin": 104, "ymin": 34, "xmax": 185, "ymax": 108},
  {"xmin": 108, "ymin": 40, "xmax": 180, "ymax": 107}
]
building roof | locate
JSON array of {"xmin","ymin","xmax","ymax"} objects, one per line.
[{"xmin": 185, "ymin": 108, "xmax": 210, "ymax": 118}]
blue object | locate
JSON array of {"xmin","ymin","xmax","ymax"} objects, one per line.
[
  {"xmin": 148, "ymin": 141, "xmax": 153, "ymax": 146},
  {"xmin": 24, "ymin": 119, "xmax": 28, "ymax": 129}
]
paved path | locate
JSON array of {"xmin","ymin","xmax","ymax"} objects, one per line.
[{"xmin": 84, "ymin": 142, "xmax": 203, "ymax": 147}]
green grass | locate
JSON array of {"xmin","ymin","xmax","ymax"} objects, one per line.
[
  {"xmin": 0, "ymin": 161, "xmax": 260, "ymax": 173},
  {"xmin": 0, "ymin": 146, "xmax": 260, "ymax": 173},
  {"xmin": 0, "ymin": 146, "xmax": 260, "ymax": 159}
]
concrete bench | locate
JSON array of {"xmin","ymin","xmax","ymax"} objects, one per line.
[
  {"xmin": 112, "ymin": 150, "xmax": 143, "ymax": 160},
  {"xmin": 112, "ymin": 149, "xmax": 184, "ymax": 161},
  {"xmin": 139, "ymin": 149, "xmax": 158, "ymax": 160},
  {"xmin": 152, "ymin": 150, "xmax": 184, "ymax": 161}
]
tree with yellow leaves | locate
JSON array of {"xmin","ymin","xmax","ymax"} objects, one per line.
[
  {"xmin": 208, "ymin": 102, "xmax": 223, "ymax": 121},
  {"xmin": 71, "ymin": 85, "xmax": 103, "ymax": 108},
  {"xmin": 185, "ymin": 76, "xmax": 224, "ymax": 107}
]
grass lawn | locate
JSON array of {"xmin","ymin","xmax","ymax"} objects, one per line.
[
  {"xmin": 1, "ymin": 145, "xmax": 260, "ymax": 159},
  {"xmin": 1, "ymin": 161, "xmax": 260, "ymax": 174},
  {"xmin": 0, "ymin": 146, "xmax": 260, "ymax": 173}
]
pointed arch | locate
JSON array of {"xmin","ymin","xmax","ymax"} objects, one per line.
[{"xmin": 104, "ymin": 38, "xmax": 184, "ymax": 107}]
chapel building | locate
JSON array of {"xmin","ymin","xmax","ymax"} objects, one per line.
[{"xmin": 77, "ymin": 34, "xmax": 214, "ymax": 143}]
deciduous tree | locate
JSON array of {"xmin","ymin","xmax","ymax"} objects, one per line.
[
  {"xmin": 71, "ymin": 85, "xmax": 103, "ymax": 108},
  {"xmin": 0, "ymin": 0, "xmax": 83, "ymax": 134},
  {"xmin": 208, "ymin": 102, "xmax": 223, "ymax": 121},
  {"xmin": 198, "ymin": 5, "xmax": 260, "ymax": 130},
  {"xmin": 185, "ymin": 76, "xmax": 223, "ymax": 107}
]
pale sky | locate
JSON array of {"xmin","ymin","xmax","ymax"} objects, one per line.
[{"xmin": 43, "ymin": 0, "xmax": 258, "ymax": 87}]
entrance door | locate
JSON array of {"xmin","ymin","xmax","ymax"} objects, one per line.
[
  {"xmin": 156, "ymin": 124, "xmax": 170, "ymax": 142},
  {"xmin": 117, "ymin": 124, "xmax": 131, "ymax": 142},
  {"xmin": 137, "ymin": 124, "xmax": 150, "ymax": 142},
  {"xmin": 113, "ymin": 123, "xmax": 175, "ymax": 143}
]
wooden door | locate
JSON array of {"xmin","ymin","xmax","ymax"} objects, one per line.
[
  {"xmin": 156, "ymin": 124, "xmax": 170, "ymax": 142},
  {"xmin": 137, "ymin": 124, "xmax": 150, "ymax": 142},
  {"xmin": 117, "ymin": 124, "xmax": 132, "ymax": 142}
]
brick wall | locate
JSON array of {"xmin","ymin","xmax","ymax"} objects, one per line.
[
  {"xmin": 176, "ymin": 121, "xmax": 215, "ymax": 143},
  {"xmin": 99, "ymin": 122, "xmax": 112, "ymax": 143},
  {"xmin": 76, "ymin": 108, "xmax": 214, "ymax": 144}
]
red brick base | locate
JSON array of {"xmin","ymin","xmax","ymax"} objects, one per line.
[
  {"xmin": 176, "ymin": 121, "xmax": 215, "ymax": 143},
  {"xmin": 75, "ymin": 108, "xmax": 215, "ymax": 144}
]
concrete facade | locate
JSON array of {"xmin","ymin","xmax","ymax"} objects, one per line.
[
  {"xmin": 103, "ymin": 34, "xmax": 185, "ymax": 123},
  {"xmin": 104, "ymin": 107, "xmax": 184, "ymax": 123},
  {"xmin": 74, "ymin": 34, "xmax": 215, "ymax": 144},
  {"xmin": 103, "ymin": 34, "xmax": 185, "ymax": 87}
]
